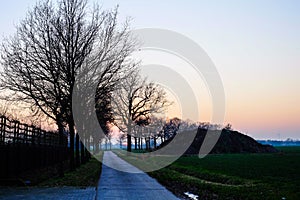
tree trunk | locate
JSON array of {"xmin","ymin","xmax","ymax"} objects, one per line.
[
  {"xmin": 134, "ymin": 137, "xmax": 137, "ymax": 150},
  {"xmin": 127, "ymin": 125, "xmax": 132, "ymax": 152},
  {"xmin": 127, "ymin": 134, "xmax": 131, "ymax": 152},
  {"xmin": 80, "ymin": 140, "xmax": 85, "ymax": 164},
  {"xmin": 68, "ymin": 119, "xmax": 75, "ymax": 171},
  {"xmin": 148, "ymin": 137, "xmax": 151, "ymax": 149},
  {"xmin": 76, "ymin": 133, "xmax": 80, "ymax": 167},
  {"xmin": 86, "ymin": 137, "xmax": 91, "ymax": 160},
  {"xmin": 88, "ymin": 137, "xmax": 91, "ymax": 151},
  {"xmin": 95, "ymin": 140, "xmax": 99, "ymax": 153},
  {"xmin": 138, "ymin": 137, "xmax": 141, "ymax": 149},
  {"xmin": 57, "ymin": 121, "xmax": 64, "ymax": 177}
]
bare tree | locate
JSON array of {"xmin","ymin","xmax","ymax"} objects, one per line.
[
  {"xmin": 117, "ymin": 132, "xmax": 126, "ymax": 149},
  {"xmin": 112, "ymin": 69, "xmax": 170, "ymax": 152},
  {"xmin": 224, "ymin": 123, "xmax": 233, "ymax": 131},
  {"xmin": 108, "ymin": 131, "xmax": 114, "ymax": 150},
  {"xmin": 148, "ymin": 116, "xmax": 165, "ymax": 149},
  {"xmin": 1, "ymin": 0, "xmax": 136, "ymax": 170}
]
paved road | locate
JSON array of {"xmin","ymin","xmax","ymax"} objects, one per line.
[
  {"xmin": 0, "ymin": 151, "xmax": 179, "ymax": 200},
  {"xmin": 97, "ymin": 151, "xmax": 179, "ymax": 200},
  {"xmin": 0, "ymin": 187, "xmax": 96, "ymax": 200}
]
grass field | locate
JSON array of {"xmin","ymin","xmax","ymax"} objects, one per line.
[{"xmin": 147, "ymin": 146, "xmax": 300, "ymax": 200}]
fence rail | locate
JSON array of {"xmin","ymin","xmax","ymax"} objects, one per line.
[
  {"xmin": 0, "ymin": 116, "xmax": 64, "ymax": 146},
  {"xmin": 0, "ymin": 115, "xmax": 68, "ymax": 179}
]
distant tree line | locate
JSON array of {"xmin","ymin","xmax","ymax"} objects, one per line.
[
  {"xmin": 257, "ymin": 139, "xmax": 300, "ymax": 147},
  {"xmin": 116, "ymin": 116, "xmax": 234, "ymax": 151}
]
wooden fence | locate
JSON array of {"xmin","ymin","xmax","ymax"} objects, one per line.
[{"xmin": 0, "ymin": 115, "xmax": 68, "ymax": 179}]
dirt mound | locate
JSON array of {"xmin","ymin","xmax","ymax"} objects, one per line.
[{"xmin": 159, "ymin": 128, "xmax": 278, "ymax": 154}]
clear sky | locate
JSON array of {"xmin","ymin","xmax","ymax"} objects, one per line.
[{"xmin": 0, "ymin": 0, "xmax": 299, "ymax": 140}]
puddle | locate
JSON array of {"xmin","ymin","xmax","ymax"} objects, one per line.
[{"xmin": 184, "ymin": 192, "xmax": 198, "ymax": 200}]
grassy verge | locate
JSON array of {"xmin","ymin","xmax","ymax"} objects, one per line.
[{"xmin": 38, "ymin": 153, "xmax": 103, "ymax": 187}]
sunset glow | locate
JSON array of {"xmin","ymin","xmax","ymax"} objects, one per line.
[{"xmin": 0, "ymin": 0, "xmax": 299, "ymax": 140}]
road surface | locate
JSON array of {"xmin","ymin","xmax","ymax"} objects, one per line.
[{"xmin": 97, "ymin": 151, "xmax": 179, "ymax": 200}]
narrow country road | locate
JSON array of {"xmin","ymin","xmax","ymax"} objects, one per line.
[
  {"xmin": 97, "ymin": 151, "xmax": 179, "ymax": 200},
  {"xmin": 0, "ymin": 151, "xmax": 179, "ymax": 200}
]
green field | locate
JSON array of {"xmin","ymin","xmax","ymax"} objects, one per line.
[{"xmin": 148, "ymin": 146, "xmax": 300, "ymax": 200}]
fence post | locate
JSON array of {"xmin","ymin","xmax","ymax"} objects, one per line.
[
  {"xmin": 13, "ymin": 121, "xmax": 19, "ymax": 144},
  {"xmin": 37, "ymin": 128, "xmax": 41, "ymax": 146},
  {"xmin": 31, "ymin": 126, "xmax": 36, "ymax": 145},
  {"xmin": 0, "ymin": 116, "xmax": 4, "ymax": 143},
  {"xmin": 24, "ymin": 124, "xmax": 28, "ymax": 144},
  {"xmin": 0, "ymin": 114, "xmax": 70, "ymax": 179},
  {"xmin": 1, "ymin": 117, "xmax": 7, "ymax": 143}
]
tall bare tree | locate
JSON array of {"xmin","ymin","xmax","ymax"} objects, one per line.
[
  {"xmin": 1, "ymin": 0, "xmax": 136, "ymax": 169},
  {"xmin": 112, "ymin": 69, "xmax": 170, "ymax": 152},
  {"xmin": 148, "ymin": 116, "xmax": 165, "ymax": 149}
]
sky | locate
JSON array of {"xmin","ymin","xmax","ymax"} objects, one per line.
[{"xmin": 0, "ymin": 0, "xmax": 299, "ymax": 140}]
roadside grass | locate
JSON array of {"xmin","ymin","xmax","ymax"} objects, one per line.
[
  {"xmin": 38, "ymin": 153, "xmax": 103, "ymax": 187},
  {"xmin": 115, "ymin": 147, "xmax": 300, "ymax": 199},
  {"xmin": 113, "ymin": 150, "xmax": 179, "ymax": 172},
  {"xmin": 131, "ymin": 149, "xmax": 148, "ymax": 153}
]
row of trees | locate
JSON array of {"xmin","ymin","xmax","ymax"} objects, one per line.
[
  {"xmin": 116, "ymin": 118, "xmax": 234, "ymax": 151},
  {"xmin": 116, "ymin": 117, "xmax": 180, "ymax": 150},
  {"xmin": 0, "ymin": 0, "xmax": 132, "ymax": 173},
  {"xmin": 0, "ymin": 0, "xmax": 170, "ymax": 175}
]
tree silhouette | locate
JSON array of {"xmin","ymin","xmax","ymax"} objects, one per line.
[
  {"xmin": 112, "ymin": 69, "xmax": 170, "ymax": 152},
  {"xmin": 1, "ymin": 0, "xmax": 135, "ymax": 169}
]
